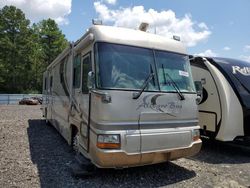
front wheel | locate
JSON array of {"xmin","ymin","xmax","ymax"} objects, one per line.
[{"xmin": 72, "ymin": 131, "xmax": 80, "ymax": 154}]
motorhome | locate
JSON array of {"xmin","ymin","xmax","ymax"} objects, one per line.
[
  {"xmin": 42, "ymin": 23, "xmax": 202, "ymax": 168},
  {"xmin": 191, "ymin": 57, "xmax": 250, "ymax": 142}
]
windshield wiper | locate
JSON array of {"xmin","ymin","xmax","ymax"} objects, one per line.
[
  {"xmin": 161, "ymin": 64, "xmax": 185, "ymax": 100},
  {"xmin": 132, "ymin": 73, "xmax": 154, "ymax": 100}
]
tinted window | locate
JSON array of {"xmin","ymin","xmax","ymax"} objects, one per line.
[
  {"xmin": 95, "ymin": 42, "xmax": 195, "ymax": 93},
  {"xmin": 44, "ymin": 77, "xmax": 47, "ymax": 90},
  {"xmin": 155, "ymin": 51, "xmax": 195, "ymax": 92},
  {"xmin": 82, "ymin": 54, "xmax": 91, "ymax": 93},
  {"xmin": 73, "ymin": 55, "xmax": 81, "ymax": 88},
  {"xmin": 50, "ymin": 76, "xmax": 53, "ymax": 89},
  {"xmin": 96, "ymin": 43, "xmax": 157, "ymax": 90}
]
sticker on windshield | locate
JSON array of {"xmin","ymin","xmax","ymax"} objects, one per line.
[{"xmin": 179, "ymin": 70, "xmax": 189, "ymax": 77}]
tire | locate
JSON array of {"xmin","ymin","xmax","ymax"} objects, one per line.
[{"xmin": 72, "ymin": 130, "xmax": 80, "ymax": 154}]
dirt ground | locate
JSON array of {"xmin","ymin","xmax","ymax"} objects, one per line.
[{"xmin": 0, "ymin": 105, "xmax": 250, "ymax": 188}]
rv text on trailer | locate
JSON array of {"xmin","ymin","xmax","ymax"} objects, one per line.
[
  {"xmin": 191, "ymin": 57, "xmax": 250, "ymax": 142},
  {"xmin": 42, "ymin": 23, "xmax": 202, "ymax": 168}
]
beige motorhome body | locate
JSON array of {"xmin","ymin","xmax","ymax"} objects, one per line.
[{"xmin": 42, "ymin": 25, "xmax": 201, "ymax": 168}]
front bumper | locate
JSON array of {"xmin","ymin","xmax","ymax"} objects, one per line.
[{"xmin": 89, "ymin": 139, "xmax": 202, "ymax": 168}]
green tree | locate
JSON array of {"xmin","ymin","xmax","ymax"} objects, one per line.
[
  {"xmin": 35, "ymin": 19, "xmax": 68, "ymax": 65},
  {"xmin": 31, "ymin": 19, "xmax": 68, "ymax": 92},
  {"xmin": 0, "ymin": 6, "xmax": 68, "ymax": 93},
  {"xmin": 0, "ymin": 5, "xmax": 34, "ymax": 93},
  {"xmin": 28, "ymin": 24, "xmax": 45, "ymax": 92}
]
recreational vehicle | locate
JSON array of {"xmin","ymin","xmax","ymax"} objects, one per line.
[
  {"xmin": 191, "ymin": 57, "xmax": 250, "ymax": 142},
  {"xmin": 42, "ymin": 24, "xmax": 202, "ymax": 168}
]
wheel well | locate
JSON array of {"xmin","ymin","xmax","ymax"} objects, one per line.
[{"xmin": 71, "ymin": 124, "xmax": 78, "ymax": 145}]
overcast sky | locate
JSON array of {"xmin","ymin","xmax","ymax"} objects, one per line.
[{"xmin": 1, "ymin": 0, "xmax": 250, "ymax": 62}]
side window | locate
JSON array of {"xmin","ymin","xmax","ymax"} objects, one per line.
[
  {"xmin": 50, "ymin": 76, "xmax": 53, "ymax": 89},
  {"xmin": 82, "ymin": 54, "xmax": 91, "ymax": 93},
  {"xmin": 60, "ymin": 56, "xmax": 67, "ymax": 83},
  {"xmin": 73, "ymin": 54, "xmax": 81, "ymax": 88},
  {"xmin": 44, "ymin": 77, "xmax": 47, "ymax": 90}
]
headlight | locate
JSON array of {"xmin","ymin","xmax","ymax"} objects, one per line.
[
  {"xmin": 97, "ymin": 134, "xmax": 120, "ymax": 149},
  {"xmin": 192, "ymin": 129, "xmax": 200, "ymax": 141}
]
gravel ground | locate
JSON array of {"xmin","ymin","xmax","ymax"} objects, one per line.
[{"xmin": 0, "ymin": 105, "xmax": 250, "ymax": 188}]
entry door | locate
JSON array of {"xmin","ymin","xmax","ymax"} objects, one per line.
[{"xmin": 80, "ymin": 54, "xmax": 91, "ymax": 151}]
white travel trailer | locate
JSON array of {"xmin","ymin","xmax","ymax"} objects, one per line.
[
  {"xmin": 191, "ymin": 57, "xmax": 250, "ymax": 142},
  {"xmin": 42, "ymin": 24, "xmax": 202, "ymax": 168}
]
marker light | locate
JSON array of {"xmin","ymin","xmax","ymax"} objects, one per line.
[
  {"xmin": 92, "ymin": 19, "xmax": 102, "ymax": 25},
  {"xmin": 192, "ymin": 129, "xmax": 200, "ymax": 141},
  {"xmin": 173, "ymin": 35, "xmax": 181, "ymax": 41},
  {"xmin": 97, "ymin": 134, "xmax": 120, "ymax": 149}
]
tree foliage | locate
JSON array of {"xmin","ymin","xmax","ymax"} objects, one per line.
[
  {"xmin": 0, "ymin": 6, "xmax": 33, "ymax": 93},
  {"xmin": 0, "ymin": 6, "xmax": 68, "ymax": 93},
  {"xmin": 34, "ymin": 19, "xmax": 68, "ymax": 65}
]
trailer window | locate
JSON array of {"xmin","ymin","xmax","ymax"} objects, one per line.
[
  {"xmin": 73, "ymin": 55, "xmax": 81, "ymax": 88},
  {"xmin": 82, "ymin": 54, "xmax": 91, "ymax": 93}
]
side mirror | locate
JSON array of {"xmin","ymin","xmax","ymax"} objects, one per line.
[
  {"xmin": 87, "ymin": 71, "xmax": 95, "ymax": 89},
  {"xmin": 194, "ymin": 81, "xmax": 203, "ymax": 104}
]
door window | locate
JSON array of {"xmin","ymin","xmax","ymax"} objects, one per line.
[
  {"xmin": 73, "ymin": 54, "xmax": 81, "ymax": 88},
  {"xmin": 82, "ymin": 54, "xmax": 91, "ymax": 93}
]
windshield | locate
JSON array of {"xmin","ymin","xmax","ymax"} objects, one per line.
[
  {"xmin": 155, "ymin": 51, "xmax": 195, "ymax": 92},
  {"xmin": 95, "ymin": 42, "xmax": 195, "ymax": 93}
]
